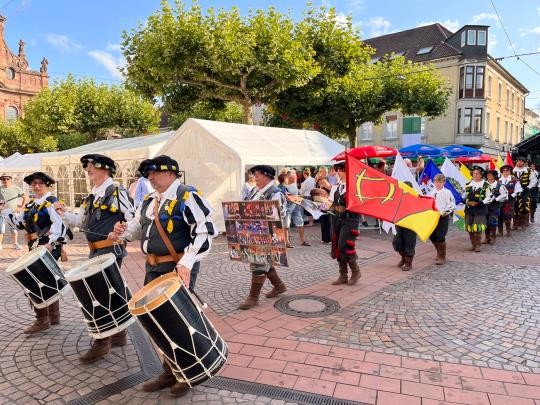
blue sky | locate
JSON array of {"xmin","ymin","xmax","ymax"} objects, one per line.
[{"xmin": 3, "ymin": 0, "xmax": 540, "ymax": 111}]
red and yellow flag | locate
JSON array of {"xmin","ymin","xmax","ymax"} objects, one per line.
[{"xmin": 345, "ymin": 153, "xmax": 440, "ymax": 241}]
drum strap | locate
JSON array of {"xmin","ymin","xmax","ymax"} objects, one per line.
[{"xmin": 153, "ymin": 198, "xmax": 181, "ymax": 263}]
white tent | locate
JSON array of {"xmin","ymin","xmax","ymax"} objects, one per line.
[{"xmin": 158, "ymin": 119, "xmax": 344, "ymax": 230}]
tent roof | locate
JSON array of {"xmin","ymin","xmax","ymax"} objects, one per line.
[{"xmin": 168, "ymin": 119, "xmax": 344, "ymax": 166}]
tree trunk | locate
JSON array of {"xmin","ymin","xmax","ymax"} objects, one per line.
[
  {"xmin": 242, "ymin": 103, "xmax": 253, "ymax": 125},
  {"xmin": 347, "ymin": 123, "xmax": 357, "ymax": 148}
]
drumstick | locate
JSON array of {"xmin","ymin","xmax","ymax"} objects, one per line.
[
  {"xmin": 0, "ymin": 193, "xmax": 23, "ymax": 204},
  {"xmin": 189, "ymin": 287, "xmax": 208, "ymax": 310}
]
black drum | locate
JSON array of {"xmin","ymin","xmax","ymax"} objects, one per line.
[
  {"xmin": 65, "ymin": 254, "xmax": 134, "ymax": 339},
  {"xmin": 129, "ymin": 273, "xmax": 228, "ymax": 387},
  {"xmin": 5, "ymin": 246, "xmax": 69, "ymax": 308}
]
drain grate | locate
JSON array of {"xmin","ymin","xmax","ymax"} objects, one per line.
[
  {"xmin": 274, "ymin": 294, "xmax": 340, "ymax": 318},
  {"xmin": 204, "ymin": 376, "xmax": 369, "ymax": 405}
]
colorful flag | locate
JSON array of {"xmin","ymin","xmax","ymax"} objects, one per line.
[
  {"xmin": 345, "ymin": 153, "xmax": 439, "ymax": 241},
  {"xmin": 419, "ymin": 159, "xmax": 463, "ymax": 205},
  {"xmin": 440, "ymin": 157, "xmax": 467, "ymax": 229},
  {"xmin": 505, "ymin": 151, "xmax": 514, "ymax": 167},
  {"xmin": 496, "ymin": 153, "xmax": 504, "ymax": 169},
  {"xmin": 459, "ymin": 163, "xmax": 472, "ymax": 181}
]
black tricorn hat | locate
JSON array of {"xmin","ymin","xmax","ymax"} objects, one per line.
[
  {"xmin": 515, "ymin": 156, "xmax": 527, "ymax": 162},
  {"xmin": 500, "ymin": 164, "xmax": 514, "ymax": 172},
  {"xmin": 249, "ymin": 165, "xmax": 276, "ymax": 178},
  {"xmin": 138, "ymin": 155, "xmax": 181, "ymax": 178},
  {"xmin": 486, "ymin": 170, "xmax": 499, "ymax": 180},
  {"xmin": 80, "ymin": 154, "xmax": 117, "ymax": 175},
  {"xmin": 24, "ymin": 172, "xmax": 55, "ymax": 186},
  {"xmin": 471, "ymin": 166, "xmax": 486, "ymax": 177}
]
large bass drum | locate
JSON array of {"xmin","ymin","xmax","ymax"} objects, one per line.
[
  {"xmin": 5, "ymin": 246, "xmax": 69, "ymax": 308},
  {"xmin": 65, "ymin": 254, "xmax": 134, "ymax": 339},
  {"xmin": 129, "ymin": 273, "xmax": 228, "ymax": 387}
]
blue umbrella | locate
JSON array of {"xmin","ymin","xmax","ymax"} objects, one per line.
[
  {"xmin": 442, "ymin": 144, "xmax": 482, "ymax": 157},
  {"xmin": 399, "ymin": 144, "xmax": 446, "ymax": 158}
]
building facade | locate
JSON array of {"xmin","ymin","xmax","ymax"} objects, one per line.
[
  {"xmin": 524, "ymin": 108, "xmax": 540, "ymax": 139},
  {"xmin": 0, "ymin": 15, "xmax": 48, "ymax": 123},
  {"xmin": 360, "ymin": 23, "xmax": 528, "ymax": 155}
]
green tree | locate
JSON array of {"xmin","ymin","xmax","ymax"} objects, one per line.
[
  {"xmin": 168, "ymin": 99, "xmax": 243, "ymax": 129},
  {"xmin": 0, "ymin": 120, "xmax": 57, "ymax": 155},
  {"xmin": 268, "ymin": 7, "xmax": 451, "ymax": 146},
  {"xmin": 21, "ymin": 76, "xmax": 160, "ymax": 147},
  {"xmin": 121, "ymin": 1, "xmax": 319, "ymax": 124}
]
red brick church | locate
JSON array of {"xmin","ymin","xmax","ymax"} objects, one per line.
[{"xmin": 0, "ymin": 15, "xmax": 48, "ymax": 122}]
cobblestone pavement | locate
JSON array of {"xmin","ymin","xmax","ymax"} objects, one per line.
[{"xmin": 2, "ymin": 220, "xmax": 540, "ymax": 404}]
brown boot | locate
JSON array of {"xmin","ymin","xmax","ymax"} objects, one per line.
[
  {"xmin": 397, "ymin": 253, "xmax": 405, "ymax": 268},
  {"xmin": 402, "ymin": 256, "xmax": 413, "ymax": 271},
  {"xmin": 238, "ymin": 274, "xmax": 266, "ymax": 310},
  {"xmin": 110, "ymin": 330, "xmax": 128, "ymax": 347},
  {"xmin": 24, "ymin": 305, "xmax": 50, "ymax": 334},
  {"xmin": 474, "ymin": 232, "xmax": 481, "ymax": 252},
  {"xmin": 512, "ymin": 215, "xmax": 519, "ymax": 230},
  {"xmin": 434, "ymin": 242, "xmax": 446, "ymax": 265},
  {"xmin": 482, "ymin": 228, "xmax": 491, "ymax": 244},
  {"xmin": 347, "ymin": 261, "xmax": 361, "ymax": 285},
  {"xmin": 497, "ymin": 222, "xmax": 504, "ymax": 237},
  {"xmin": 265, "ymin": 268, "xmax": 287, "ymax": 298},
  {"xmin": 142, "ymin": 361, "xmax": 176, "ymax": 392},
  {"xmin": 489, "ymin": 226, "xmax": 497, "ymax": 244},
  {"xmin": 170, "ymin": 381, "xmax": 191, "ymax": 397},
  {"xmin": 468, "ymin": 232, "xmax": 475, "ymax": 251},
  {"xmin": 48, "ymin": 301, "xmax": 60, "ymax": 325},
  {"xmin": 505, "ymin": 220, "xmax": 512, "ymax": 237},
  {"xmin": 331, "ymin": 261, "xmax": 348, "ymax": 285},
  {"xmin": 521, "ymin": 213, "xmax": 529, "ymax": 228},
  {"xmin": 79, "ymin": 338, "xmax": 111, "ymax": 363}
]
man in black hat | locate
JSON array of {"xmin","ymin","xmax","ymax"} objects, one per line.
[
  {"xmin": 110, "ymin": 155, "xmax": 217, "ymax": 397},
  {"xmin": 464, "ymin": 166, "xmax": 492, "ymax": 252},
  {"xmin": 484, "ymin": 170, "xmax": 508, "ymax": 244},
  {"xmin": 1, "ymin": 172, "xmax": 68, "ymax": 334},
  {"xmin": 55, "ymin": 154, "xmax": 135, "ymax": 363},
  {"xmin": 498, "ymin": 164, "xmax": 521, "ymax": 237},
  {"xmin": 237, "ymin": 164, "xmax": 288, "ymax": 310},
  {"xmin": 513, "ymin": 156, "xmax": 536, "ymax": 229}
]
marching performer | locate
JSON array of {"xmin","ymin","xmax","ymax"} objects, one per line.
[
  {"xmin": 328, "ymin": 161, "xmax": 361, "ymax": 285},
  {"xmin": 464, "ymin": 167, "xmax": 492, "ymax": 252},
  {"xmin": 529, "ymin": 163, "xmax": 539, "ymax": 223},
  {"xmin": 428, "ymin": 174, "xmax": 455, "ymax": 265},
  {"xmin": 110, "ymin": 155, "xmax": 217, "ymax": 397},
  {"xmin": 498, "ymin": 165, "xmax": 521, "ymax": 237},
  {"xmin": 513, "ymin": 157, "xmax": 536, "ymax": 229},
  {"xmin": 239, "ymin": 165, "xmax": 287, "ymax": 309},
  {"xmin": 1, "ymin": 172, "xmax": 68, "ymax": 333},
  {"xmin": 54, "ymin": 154, "xmax": 135, "ymax": 363},
  {"xmin": 484, "ymin": 170, "xmax": 508, "ymax": 244}
]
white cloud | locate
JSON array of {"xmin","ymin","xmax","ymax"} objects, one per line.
[
  {"xmin": 488, "ymin": 32, "xmax": 497, "ymax": 54},
  {"xmin": 471, "ymin": 13, "xmax": 499, "ymax": 25},
  {"xmin": 45, "ymin": 33, "xmax": 82, "ymax": 53},
  {"xmin": 106, "ymin": 43, "xmax": 122, "ymax": 52},
  {"xmin": 88, "ymin": 50, "xmax": 124, "ymax": 80},
  {"xmin": 527, "ymin": 27, "xmax": 540, "ymax": 34},
  {"xmin": 362, "ymin": 16, "xmax": 392, "ymax": 37},
  {"xmin": 417, "ymin": 19, "xmax": 461, "ymax": 33},
  {"xmin": 346, "ymin": 0, "xmax": 365, "ymax": 11},
  {"xmin": 334, "ymin": 12, "xmax": 350, "ymax": 28}
]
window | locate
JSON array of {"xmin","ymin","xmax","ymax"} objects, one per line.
[
  {"xmin": 359, "ymin": 122, "xmax": 374, "ymax": 141},
  {"xmin": 459, "ymin": 67, "xmax": 465, "ymax": 98},
  {"xmin": 403, "ymin": 117, "xmax": 422, "ymax": 134},
  {"xmin": 511, "ymin": 92, "xmax": 515, "ymax": 112},
  {"xmin": 477, "ymin": 30, "xmax": 487, "ymax": 46},
  {"xmin": 487, "ymin": 75, "xmax": 492, "ymax": 98},
  {"xmin": 461, "ymin": 31, "xmax": 466, "ymax": 47},
  {"xmin": 496, "ymin": 117, "xmax": 500, "ymax": 142},
  {"xmin": 510, "ymin": 123, "xmax": 514, "ymax": 144},
  {"xmin": 457, "ymin": 108, "xmax": 461, "ymax": 133},
  {"xmin": 6, "ymin": 106, "xmax": 18, "ymax": 122},
  {"xmin": 463, "ymin": 108, "xmax": 472, "ymax": 134},
  {"xmin": 384, "ymin": 115, "xmax": 398, "ymax": 139},
  {"xmin": 504, "ymin": 121, "xmax": 508, "ymax": 144},
  {"xmin": 417, "ymin": 46, "xmax": 433, "ymax": 55},
  {"xmin": 72, "ymin": 165, "xmax": 87, "ymax": 207},
  {"xmin": 498, "ymin": 82, "xmax": 502, "ymax": 103},
  {"xmin": 5, "ymin": 67, "xmax": 15, "ymax": 80},
  {"xmin": 467, "ymin": 30, "xmax": 476, "ymax": 45},
  {"xmin": 475, "ymin": 67, "xmax": 484, "ymax": 97},
  {"xmin": 506, "ymin": 89, "xmax": 510, "ymax": 109},
  {"xmin": 473, "ymin": 108, "xmax": 483, "ymax": 133},
  {"xmin": 459, "ymin": 65, "xmax": 485, "ymax": 98},
  {"xmin": 486, "ymin": 112, "xmax": 491, "ymax": 136},
  {"xmin": 465, "ymin": 66, "xmax": 475, "ymax": 98}
]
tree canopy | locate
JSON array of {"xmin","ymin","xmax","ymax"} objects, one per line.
[
  {"xmin": 0, "ymin": 120, "xmax": 57, "ymax": 155},
  {"xmin": 21, "ymin": 76, "xmax": 160, "ymax": 148},
  {"xmin": 168, "ymin": 99, "xmax": 243, "ymax": 129},
  {"xmin": 121, "ymin": 1, "xmax": 319, "ymax": 124}
]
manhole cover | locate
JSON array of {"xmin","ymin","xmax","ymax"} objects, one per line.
[{"xmin": 274, "ymin": 295, "xmax": 340, "ymax": 318}]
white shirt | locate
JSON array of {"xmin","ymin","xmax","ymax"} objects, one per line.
[
  {"xmin": 514, "ymin": 167, "xmax": 538, "ymax": 189},
  {"xmin": 329, "ymin": 181, "xmax": 346, "ymax": 202},
  {"xmin": 299, "ymin": 176, "xmax": 315, "ymax": 197},
  {"xmin": 428, "ymin": 187, "xmax": 456, "ymax": 216},
  {"xmin": 465, "ymin": 179, "xmax": 492, "ymax": 204},
  {"xmin": 487, "ymin": 180, "xmax": 508, "ymax": 202},
  {"xmin": 500, "ymin": 175, "xmax": 523, "ymax": 197}
]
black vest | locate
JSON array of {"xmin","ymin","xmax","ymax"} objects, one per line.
[
  {"xmin": 140, "ymin": 183, "xmax": 192, "ymax": 256},
  {"xmin": 22, "ymin": 195, "xmax": 57, "ymax": 245},
  {"xmin": 82, "ymin": 184, "xmax": 128, "ymax": 242}
]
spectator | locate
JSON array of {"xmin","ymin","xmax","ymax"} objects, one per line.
[
  {"xmin": 241, "ymin": 171, "xmax": 256, "ymax": 200},
  {"xmin": 284, "ymin": 170, "xmax": 311, "ymax": 247},
  {"xmin": 314, "ymin": 166, "xmax": 332, "ymax": 244},
  {"xmin": 0, "ymin": 174, "xmax": 27, "ymax": 249},
  {"xmin": 299, "ymin": 168, "xmax": 315, "ymax": 226},
  {"xmin": 327, "ymin": 166, "xmax": 338, "ymax": 185},
  {"xmin": 134, "ymin": 175, "xmax": 154, "ymax": 209}
]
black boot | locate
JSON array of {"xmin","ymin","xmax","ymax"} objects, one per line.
[
  {"xmin": 238, "ymin": 274, "xmax": 266, "ymax": 310},
  {"xmin": 265, "ymin": 268, "xmax": 286, "ymax": 298},
  {"xmin": 331, "ymin": 261, "xmax": 348, "ymax": 285}
]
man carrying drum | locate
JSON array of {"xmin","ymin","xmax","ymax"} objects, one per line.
[
  {"xmin": 110, "ymin": 155, "xmax": 217, "ymax": 397},
  {"xmin": 54, "ymin": 154, "xmax": 135, "ymax": 363},
  {"xmin": 1, "ymin": 172, "xmax": 68, "ymax": 333}
]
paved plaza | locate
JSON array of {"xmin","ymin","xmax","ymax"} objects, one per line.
[{"xmin": 1, "ymin": 221, "xmax": 540, "ymax": 404}]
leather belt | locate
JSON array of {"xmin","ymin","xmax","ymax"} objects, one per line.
[
  {"xmin": 88, "ymin": 239, "xmax": 123, "ymax": 251},
  {"xmin": 146, "ymin": 253, "xmax": 184, "ymax": 266},
  {"xmin": 332, "ymin": 205, "xmax": 346, "ymax": 213},
  {"xmin": 25, "ymin": 233, "xmax": 38, "ymax": 241}
]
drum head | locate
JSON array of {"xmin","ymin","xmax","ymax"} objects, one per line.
[
  {"xmin": 5, "ymin": 246, "xmax": 48, "ymax": 275},
  {"xmin": 129, "ymin": 273, "xmax": 180, "ymax": 315},
  {"xmin": 65, "ymin": 253, "xmax": 116, "ymax": 281}
]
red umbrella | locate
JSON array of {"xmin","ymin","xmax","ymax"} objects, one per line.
[
  {"xmin": 332, "ymin": 145, "xmax": 397, "ymax": 161},
  {"xmin": 454, "ymin": 154, "xmax": 496, "ymax": 164}
]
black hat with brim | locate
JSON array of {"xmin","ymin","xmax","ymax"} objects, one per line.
[
  {"xmin": 516, "ymin": 156, "xmax": 527, "ymax": 162},
  {"xmin": 333, "ymin": 160, "xmax": 346, "ymax": 170},
  {"xmin": 249, "ymin": 165, "xmax": 276, "ymax": 178},
  {"xmin": 138, "ymin": 155, "xmax": 181, "ymax": 178},
  {"xmin": 471, "ymin": 166, "xmax": 486, "ymax": 177},
  {"xmin": 486, "ymin": 170, "xmax": 499, "ymax": 180},
  {"xmin": 500, "ymin": 164, "xmax": 514, "ymax": 172},
  {"xmin": 80, "ymin": 154, "xmax": 117, "ymax": 175},
  {"xmin": 24, "ymin": 172, "xmax": 55, "ymax": 186}
]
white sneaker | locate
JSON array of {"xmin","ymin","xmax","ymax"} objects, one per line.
[{"xmin": 14, "ymin": 244, "xmax": 22, "ymax": 250}]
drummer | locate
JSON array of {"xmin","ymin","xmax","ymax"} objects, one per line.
[
  {"xmin": 54, "ymin": 154, "xmax": 135, "ymax": 363},
  {"xmin": 1, "ymin": 172, "xmax": 68, "ymax": 334},
  {"xmin": 110, "ymin": 155, "xmax": 217, "ymax": 397}
]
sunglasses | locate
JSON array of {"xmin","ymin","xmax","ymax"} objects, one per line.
[{"xmin": 83, "ymin": 161, "xmax": 109, "ymax": 170}]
